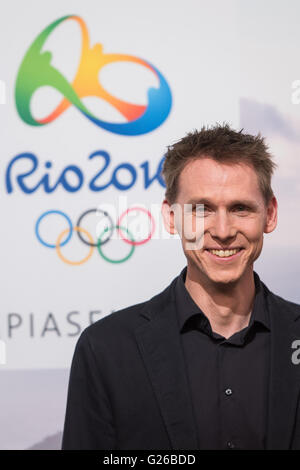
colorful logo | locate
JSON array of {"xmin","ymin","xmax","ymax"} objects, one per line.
[
  {"xmin": 35, "ymin": 207, "xmax": 156, "ymax": 265},
  {"xmin": 15, "ymin": 15, "xmax": 172, "ymax": 135}
]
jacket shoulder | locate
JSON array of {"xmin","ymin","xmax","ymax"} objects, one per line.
[
  {"xmin": 272, "ymin": 292, "xmax": 300, "ymax": 313},
  {"xmin": 81, "ymin": 273, "xmax": 178, "ymax": 343},
  {"xmin": 263, "ymin": 281, "xmax": 300, "ymax": 320}
]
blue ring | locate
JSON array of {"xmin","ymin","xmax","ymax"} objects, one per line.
[{"xmin": 35, "ymin": 210, "xmax": 73, "ymax": 248}]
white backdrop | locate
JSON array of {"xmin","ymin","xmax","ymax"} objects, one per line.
[{"xmin": 0, "ymin": 0, "xmax": 299, "ymax": 449}]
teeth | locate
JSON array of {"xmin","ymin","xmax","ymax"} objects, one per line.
[{"xmin": 208, "ymin": 249, "xmax": 240, "ymax": 257}]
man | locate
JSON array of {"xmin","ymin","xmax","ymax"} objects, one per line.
[{"xmin": 62, "ymin": 124, "xmax": 300, "ymax": 450}]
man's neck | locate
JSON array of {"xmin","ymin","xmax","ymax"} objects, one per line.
[{"xmin": 184, "ymin": 264, "xmax": 256, "ymax": 339}]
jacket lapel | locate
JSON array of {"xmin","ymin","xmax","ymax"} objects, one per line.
[
  {"xmin": 134, "ymin": 279, "xmax": 199, "ymax": 450},
  {"xmin": 266, "ymin": 287, "xmax": 300, "ymax": 449}
]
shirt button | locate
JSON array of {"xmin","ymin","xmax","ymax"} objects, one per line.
[
  {"xmin": 227, "ymin": 441, "xmax": 235, "ymax": 449},
  {"xmin": 225, "ymin": 388, "xmax": 233, "ymax": 396}
]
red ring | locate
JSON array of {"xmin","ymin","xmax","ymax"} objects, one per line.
[{"xmin": 117, "ymin": 206, "xmax": 155, "ymax": 246}]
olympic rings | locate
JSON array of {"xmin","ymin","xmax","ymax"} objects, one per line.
[
  {"xmin": 35, "ymin": 207, "xmax": 155, "ymax": 265},
  {"xmin": 117, "ymin": 206, "xmax": 155, "ymax": 246},
  {"xmin": 56, "ymin": 226, "xmax": 94, "ymax": 266}
]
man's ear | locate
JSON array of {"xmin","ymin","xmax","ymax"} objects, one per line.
[
  {"xmin": 264, "ymin": 196, "xmax": 278, "ymax": 234},
  {"xmin": 161, "ymin": 199, "xmax": 178, "ymax": 235}
]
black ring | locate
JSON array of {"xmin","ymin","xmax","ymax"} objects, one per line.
[{"xmin": 76, "ymin": 208, "xmax": 114, "ymax": 247}]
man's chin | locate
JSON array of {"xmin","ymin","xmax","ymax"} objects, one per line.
[{"xmin": 205, "ymin": 270, "xmax": 242, "ymax": 288}]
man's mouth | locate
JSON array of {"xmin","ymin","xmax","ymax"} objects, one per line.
[{"xmin": 205, "ymin": 248, "xmax": 244, "ymax": 259}]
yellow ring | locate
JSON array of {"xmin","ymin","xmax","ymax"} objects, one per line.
[{"xmin": 56, "ymin": 226, "xmax": 94, "ymax": 265}]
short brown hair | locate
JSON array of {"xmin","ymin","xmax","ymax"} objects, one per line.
[{"xmin": 162, "ymin": 123, "xmax": 277, "ymax": 206}]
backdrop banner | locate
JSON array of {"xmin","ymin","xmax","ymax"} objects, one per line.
[{"xmin": 0, "ymin": 0, "xmax": 299, "ymax": 450}]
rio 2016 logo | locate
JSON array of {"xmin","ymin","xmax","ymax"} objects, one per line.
[{"xmin": 15, "ymin": 15, "xmax": 172, "ymax": 136}]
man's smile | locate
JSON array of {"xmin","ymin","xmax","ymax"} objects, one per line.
[{"xmin": 204, "ymin": 247, "xmax": 245, "ymax": 261}]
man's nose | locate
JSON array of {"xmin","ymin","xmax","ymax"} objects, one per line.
[{"xmin": 208, "ymin": 210, "xmax": 237, "ymax": 240}]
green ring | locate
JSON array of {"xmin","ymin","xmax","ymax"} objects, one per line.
[{"xmin": 97, "ymin": 225, "xmax": 135, "ymax": 264}]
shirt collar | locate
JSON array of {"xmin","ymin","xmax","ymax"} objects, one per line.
[{"xmin": 175, "ymin": 266, "xmax": 270, "ymax": 333}]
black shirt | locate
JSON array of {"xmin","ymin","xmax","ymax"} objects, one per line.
[{"xmin": 174, "ymin": 266, "xmax": 271, "ymax": 450}]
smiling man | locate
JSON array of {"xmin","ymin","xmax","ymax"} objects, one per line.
[
  {"xmin": 62, "ymin": 124, "xmax": 300, "ymax": 450},
  {"xmin": 161, "ymin": 134, "xmax": 277, "ymax": 340}
]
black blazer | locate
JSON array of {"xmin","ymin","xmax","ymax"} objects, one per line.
[{"xmin": 62, "ymin": 270, "xmax": 300, "ymax": 450}]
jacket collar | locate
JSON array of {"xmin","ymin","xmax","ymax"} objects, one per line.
[{"xmin": 135, "ymin": 269, "xmax": 300, "ymax": 450}]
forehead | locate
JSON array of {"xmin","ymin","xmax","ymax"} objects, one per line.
[{"xmin": 177, "ymin": 157, "xmax": 262, "ymax": 202}]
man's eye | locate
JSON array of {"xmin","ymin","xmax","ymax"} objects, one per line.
[{"xmin": 193, "ymin": 205, "xmax": 208, "ymax": 213}]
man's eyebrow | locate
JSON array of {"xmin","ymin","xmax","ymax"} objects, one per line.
[{"xmin": 185, "ymin": 198, "xmax": 259, "ymax": 208}]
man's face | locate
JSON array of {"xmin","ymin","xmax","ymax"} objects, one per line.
[{"xmin": 163, "ymin": 157, "xmax": 277, "ymax": 286}]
